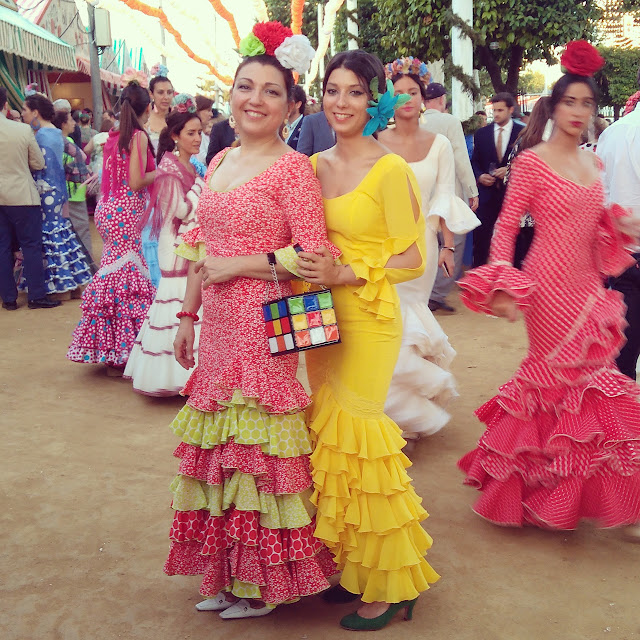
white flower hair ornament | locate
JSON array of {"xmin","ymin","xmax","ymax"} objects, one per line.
[{"xmin": 274, "ymin": 35, "xmax": 316, "ymax": 75}]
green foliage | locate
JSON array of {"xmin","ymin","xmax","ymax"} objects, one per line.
[
  {"xmin": 518, "ymin": 70, "xmax": 545, "ymax": 95},
  {"xmin": 375, "ymin": 0, "xmax": 601, "ymax": 94},
  {"xmin": 594, "ymin": 46, "xmax": 640, "ymax": 117},
  {"xmin": 264, "ymin": 0, "xmax": 320, "ymax": 48}
]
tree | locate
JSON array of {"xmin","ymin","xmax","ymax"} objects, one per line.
[
  {"xmin": 518, "ymin": 70, "xmax": 545, "ymax": 95},
  {"xmin": 375, "ymin": 0, "xmax": 602, "ymax": 95},
  {"xmin": 594, "ymin": 47, "xmax": 640, "ymax": 119}
]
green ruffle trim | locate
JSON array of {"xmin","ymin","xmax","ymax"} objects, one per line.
[
  {"xmin": 172, "ymin": 391, "xmax": 312, "ymax": 458},
  {"xmin": 170, "ymin": 471, "xmax": 316, "ymax": 529}
]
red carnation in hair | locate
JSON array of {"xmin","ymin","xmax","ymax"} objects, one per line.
[
  {"xmin": 252, "ymin": 21, "xmax": 293, "ymax": 56},
  {"xmin": 560, "ymin": 40, "xmax": 605, "ymax": 77}
]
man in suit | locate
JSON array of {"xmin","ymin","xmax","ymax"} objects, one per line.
[
  {"xmin": 296, "ymin": 110, "xmax": 335, "ymax": 156},
  {"xmin": 286, "ymin": 85, "xmax": 306, "ymax": 150},
  {"xmin": 471, "ymin": 92, "xmax": 524, "ymax": 267},
  {"xmin": 206, "ymin": 117, "xmax": 236, "ymax": 166},
  {"xmin": 0, "ymin": 87, "xmax": 60, "ymax": 310},
  {"xmin": 420, "ymin": 82, "xmax": 479, "ymax": 312}
]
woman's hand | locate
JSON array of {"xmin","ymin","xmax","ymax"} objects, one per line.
[
  {"xmin": 297, "ymin": 247, "xmax": 340, "ymax": 285},
  {"xmin": 174, "ymin": 320, "xmax": 196, "ymax": 370},
  {"xmin": 195, "ymin": 256, "xmax": 239, "ymax": 288},
  {"xmin": 615, "ymin": 214, "xmax": 640, "ymax": 242},
  {"xmin": 438, "ymin": 247, "xmax": 455, "ymax": 277},
  {"xmin": 490, "ymin": 290, "xmax": 519, "ymax": 322}
]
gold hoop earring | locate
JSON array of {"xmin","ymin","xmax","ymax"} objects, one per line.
[
  {"xmin": 282, "ymin": 119, "xmax": 290, "ymax": 139},
  {"xmin": 420, "ymin": 106, "xmax": 426, "ymax": 114},
  {"xmin": 228, "ymin": 114, "xmax": 236, "ymax": 129}
]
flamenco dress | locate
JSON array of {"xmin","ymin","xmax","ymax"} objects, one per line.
[
  {"xmin": 66, "ymin": 130, "xmax": 156, "ymax": 367},
  {"xmin": 305, "ymin": 153, "xmax": 440, "ymax": 604},
  {"xmin": 163, "ymin": 150, "xmax": 339, "ymax": 604},
  {"xmin": 386, "ymin": 134, "xmax": 480, "ymax": 438},
  {"xmin": 457, "ymin": 150, "xmax": 640, "ymax": 529},
  {"xmin": 124, "ymin": 153, "xmax": 203, "ymax": 396},
  {"xmin": 25, "ymin": 127, "xmax": 91, "ymax": 294}
]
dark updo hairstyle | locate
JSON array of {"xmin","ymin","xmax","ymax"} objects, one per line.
[
  {"xmin": 550, "ymin": 73, "xmax": 598, "ymax": 114},
  {"xmin": 52, "ymin": 110, "xmax": 71, "ymax": 130},
  {"xmin": 24, "ymin": 93, "xmax": 55, "ymax": 122},
  {"xmin": 118, "ymin": 82, "xmax": 152, "ymax": 153},
  {"xmin": 390, "ymin": 72, "xmax": 429, "ymax": 100},
  {"xmin": 149, "ymin": 75, "xmax": 173, "ymax": 94},
  {"xmin": 233, "ymin": 54, "xmax": 294, "ymax": 101},
  {"xmin": 156, "ymin": 110, "xmax": 201, "ymax": 164},
  {"xmin": 323, "ymin": 50, "xmax": 386, "ymax": 99}
]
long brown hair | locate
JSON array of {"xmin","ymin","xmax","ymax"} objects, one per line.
[
  {"xmin": 516, "ymin": 96, "xmax": 551, "ymax": 151},
  {"xmin": 118, "ymin": 83, "xmax": 152, "ymax": 153}
]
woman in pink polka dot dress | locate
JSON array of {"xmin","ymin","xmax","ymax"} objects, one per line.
[
  {"xmin": 67, "ymin": 82, "xmax": 156, "ymax": 371},
  {"xmin": 457, "ymin": 64, "xmax": 640, "ymax": 536},
  {"xmin": 163, "ymin": 41, "xmax": 340, "ymax": 618}
]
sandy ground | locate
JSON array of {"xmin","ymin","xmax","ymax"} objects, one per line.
[{"xmin": 1, "ymin": 226, "xmax": 639, "ymax": 640}]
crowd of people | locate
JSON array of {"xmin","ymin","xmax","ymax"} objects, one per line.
[{"xmin": 1, "ymin": 22, "xmax": 640, "ymax": 632}]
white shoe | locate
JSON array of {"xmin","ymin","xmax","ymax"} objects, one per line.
[
  {"xmin": 219, "ymin": 599, "xmax": 273, "ymax": 619},
  {"xmin": 195, "ymin": 592, "xmax": 236, "ymax": 611}
]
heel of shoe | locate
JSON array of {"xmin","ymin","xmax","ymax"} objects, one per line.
[{"xmin": 404, "ymin": 598, "xmax": 418, "ymax": 621}]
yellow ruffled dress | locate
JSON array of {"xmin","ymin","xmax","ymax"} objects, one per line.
[{"xmin": 306, "ymin": 154, "xmax": 441, "ymax": 604}]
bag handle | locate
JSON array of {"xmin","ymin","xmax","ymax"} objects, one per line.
[{"xmin": 265, "ymin": 252, "xmax": 283, "ymax": 303}]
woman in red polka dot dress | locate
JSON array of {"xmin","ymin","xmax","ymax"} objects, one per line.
[
  {"xmin": 457, "ymin": 43, "xmax": 640, "ymax": 537},
  {"xmin": 67, "ymin": 81, "xmax": 156, "ymax": 372},
  {"xmin": 163, "ymin": 24, "xmax": 340, "ymax": 619}
]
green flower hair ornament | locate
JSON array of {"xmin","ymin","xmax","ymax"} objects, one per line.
[
  {"xmin": 239, "ymin": 33, "xmax": 266, "ymax": 57},
  {"xmin": 363, "ymin": 78, "xmax": 412, "ymax": 137}
]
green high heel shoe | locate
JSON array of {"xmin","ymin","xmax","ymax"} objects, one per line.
[{"xmin": 339, "ymin": 598, "xmax": 418, "ymax": 631}]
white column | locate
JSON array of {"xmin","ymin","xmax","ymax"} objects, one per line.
[
  {"xmin": 451, "ymin": 0, "xmax": 473, "ymax": 120},
  {"xmin": 318, "ymin": 3, "xmax": 325, "ymax": 78},
  {"xmin": 346, "ymin": 0, "xmax": 358, "ymax": 50}
]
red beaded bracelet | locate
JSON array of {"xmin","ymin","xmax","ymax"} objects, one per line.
[{"xmin": 176, "ymin": 311, "xmax": 199, "ymax": 321}]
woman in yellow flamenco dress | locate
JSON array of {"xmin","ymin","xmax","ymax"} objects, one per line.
[{"xmin": 296, "ymin": 51, "xmax": 440, "ymax": 631}]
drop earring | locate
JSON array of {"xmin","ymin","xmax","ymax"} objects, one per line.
[{"xmin": 282, "ymin": 119, "xmax": 290, "ymax": 139}]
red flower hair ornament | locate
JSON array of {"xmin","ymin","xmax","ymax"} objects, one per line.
[
  {"xmin": 252, "ymin": 21, "xmax": 293, "ymax": 56},
  {"xmin": 560, "ymin": 40, "xmax": 605, "ymax": 77}
]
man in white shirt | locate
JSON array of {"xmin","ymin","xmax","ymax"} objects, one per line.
[
  {"xmin": 421, "ymin": 82, "xmax": 479, "ymax": 312},
  {"xmin": 597, "ymin": 97, "xmax": 640, "ymax": 381}
]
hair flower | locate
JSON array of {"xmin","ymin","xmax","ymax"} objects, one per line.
[
  {"xmin": 251, "ymin": 21, "xmax": 293, "ymax": 57},
  {"xmin": 560, "ymin": 40, "xmax": 604, "ymax": 77},
  {"xmin": 239, "ymin": 32, "xmax": 266, "ymax": 57},
  {"xmin": 172, "ymin": 93, "xmax": 197, "ymax": 114},
  {"xmin": 122, "ymin": 67, "xmax": 149, "ymax": 88},
  {"xmin": 363, "ymin": 78, "xmax": 411, "ymax": 137},
  {"xmin": 624, "ymin": 90, "xmax": 640, "ymax": 116},
  {"xmin": 24, "ymin": 83, "xmax": 39, "ymax": 97},
  {"xmin": 150, "ymin": 62, "xmax": 170, "ymax": 78},
  {"xmin": 274, "ymin": 34, "xmax": 316, "ymax": 75},
  {"xmin": 384, "ymin": 56, "xmax": 431, "ymax": 84}
]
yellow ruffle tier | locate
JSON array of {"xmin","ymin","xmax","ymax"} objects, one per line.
[
  {"xmin": 308, "ymin": 383, "xmax": 440, "ymax": 603},
  {"xmin": 172, "ymin": 390, "xmax": 312, "ymax": 458}
]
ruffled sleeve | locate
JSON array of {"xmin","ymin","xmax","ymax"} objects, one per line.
[
  {"xmin": 427, "ymin": 136, "xmax": 480, "ymax": 234},
  {"xmin": 458, "ymin": 150, "xmax": 537, "ymax": 315},
  {"xmin": 597, "ymin": 203, "xmax": 636, "ymax": 277},
  {"xmin": 350, "ymin": 156, "xmax": 426, "ymax": 320},
  {"xmin": 175, "ymin": 226, "xmax": 206, "ymax": 262}
]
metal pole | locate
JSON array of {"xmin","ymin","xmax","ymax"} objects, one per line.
[
  {"xmin": 159, "ymin": 0, "xmax": 167, "ymax": 66},
  {"xmin": 346, "ymin": 0, "xmax": 358, "ymax": 50},
  {"xmin": 318, "ymin": 3, "xmax": 325, "ymax": 79},
  {"xmin": 88, "ymin": 3, "xmax": 103, "ymax": 126}
]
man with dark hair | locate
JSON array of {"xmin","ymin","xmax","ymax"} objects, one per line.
[
  {"xmin": 286, "ymin": 85, "xmax": 306, "ymax": 150},
  {"xmin": 597, "ymin": 68, "xmax": 640, "ymax": 381},
  {"xmin": 471, "ymin": 92, "xmax": 524, "ymax": 266},
  {"xmin": 205, "ymin": 116, "xmax": 236, "ymax": 166},
  {"xmin": 0, "ymin": 86, "xmax": 60, "ymax": 309}
]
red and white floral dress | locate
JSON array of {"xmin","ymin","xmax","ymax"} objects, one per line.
[
  {"xmin": 458, "ymin": 150, "xmax": 640, "ymax": 530},
  {"xmin": 163, "ymin": 150, "xmax": 340, "ymax": 604}
]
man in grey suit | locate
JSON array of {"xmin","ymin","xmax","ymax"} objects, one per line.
[
  {"xmin": 0, "ymin": 87, "xmax": 60, "ymax": 310},
  {"xmin": 296, "ymin": 110, "xmax": 335, "ymax": 156},
  {"xmin": 421, "ymin": 83, "xmax": 479, "ymax": 312}
]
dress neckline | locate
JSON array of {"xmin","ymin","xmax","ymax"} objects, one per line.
[
  {"xmin": 209, "ymin": 149, "xmax": 296, "ymax": 193},
  {"xmin": 528, "ymin": 150, "xmax": 601, "ymax": 189},
  {"xmin": 315, "ymin": 153, "xmax": 391, "ymax": 201},
  {"xmin": 408, "ymin": 134, "xmax": 442, "ymax": 166}
]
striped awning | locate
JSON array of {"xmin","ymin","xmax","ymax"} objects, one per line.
[
  {"xmin": 0, "ymin": 4, "xmax": 75, "ymax": 70},
  {"xmin": 76, "ymin": 56, "xmax": 123, "ymax": 91}
]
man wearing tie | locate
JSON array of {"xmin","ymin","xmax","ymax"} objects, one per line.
[{"xmin": 471, "ymin": 92, "xmax": 524, "ymax": 267}]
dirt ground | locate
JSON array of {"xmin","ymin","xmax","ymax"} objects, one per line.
[{"xmin": 1, "ymin": 226, "xmax": 639, "ymax": 640}]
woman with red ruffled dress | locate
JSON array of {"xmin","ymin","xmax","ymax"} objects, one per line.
[
  {"xmin": 457, "ymin": 41, "xmax": 640, "ymax": 538},
  {"xmin": 163, "ymin": 23, "xmax": 339, "ymax": 619}
]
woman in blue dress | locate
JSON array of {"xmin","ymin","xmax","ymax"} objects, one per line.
[{"xmin": 21, "ymin": 94, "xmax": 92, "ymax": 296}]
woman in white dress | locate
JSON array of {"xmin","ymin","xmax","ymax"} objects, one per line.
[
  {"xmin": 124, "ymin": 95, "xmax": 204, "ymax": 395},
  {"xmin": 378, "ymin": 58, "xmax": 480, "ymax": 440}
]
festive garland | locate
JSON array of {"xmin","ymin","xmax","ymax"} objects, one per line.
[
  {"xmin": 114, "ymin": 0, "xmax": 233, "ymax": 85},
  {"xmin": 291, "ymin": 0, "xmax": 305, "ymax": 35},
  {"xmin": 207, "ymin": 0, "xmax": 240, "ymax": 47},
  {"xmin": 306, "ymin": 0, "xmax": 345, "ymax": 86},
  {"xmin": 443, "ymin": 57, "xmax": 480, "ymax": 100},
  {"xmin": 252, "ymin": 0, "xmax": 269, "ymax": 22}
]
